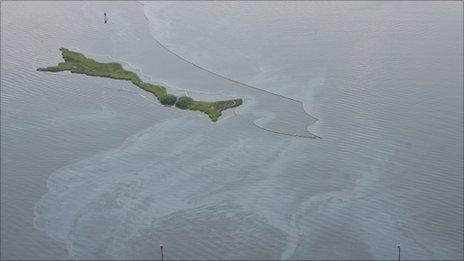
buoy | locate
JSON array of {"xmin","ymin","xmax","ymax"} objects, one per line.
[
  {"xmin": 160, "ymin": 244, "xmax": 164, "ymax": 261},
  {"xmin": 396, "ymin": 243, "xmax": 401, "ymax": 261},
  {"xmin": 104, "ymin": 12, "xmax": 107, "ymax": 24}
]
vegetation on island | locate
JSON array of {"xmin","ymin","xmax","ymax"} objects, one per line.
[
  {"xmin": 158, "ymin": 94, "xmax": 178, "ymax": 106},
  {"xmin": 175, "ymin": 96, "xmax": 194, "ymax": 109},
  {"xmin": 37, "ymin": 48, "xmax": 243, "ymax": 121}
]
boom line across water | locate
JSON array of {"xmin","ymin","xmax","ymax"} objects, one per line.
[{"xmin": 138, "ymin": 3, "xmax": 320, "ymax": 138}]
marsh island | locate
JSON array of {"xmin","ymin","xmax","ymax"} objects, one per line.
[{"xmin": 38, "ymin": 48, "xmax": 243, "ymax": 121}]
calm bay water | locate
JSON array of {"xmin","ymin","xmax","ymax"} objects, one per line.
[{"xmin": 1, "ymin": 1, "xmax": 462, "ymax": 260}]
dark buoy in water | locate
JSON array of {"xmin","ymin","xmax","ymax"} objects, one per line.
[{"xmin": 104, "ymin": 12, "xmax": 107, "ymax": 24}]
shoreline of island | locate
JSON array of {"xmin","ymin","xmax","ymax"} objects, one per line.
[{"xmin": 37, "ymin": 48, "xmax": 243, "ymax": 122}]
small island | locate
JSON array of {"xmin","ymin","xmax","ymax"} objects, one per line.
[{"xmin": 37, "ymin": 48, "xmax": 243, "ymax": 121}]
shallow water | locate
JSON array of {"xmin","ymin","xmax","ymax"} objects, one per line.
[{"xmin": 1, "ymin": 1, "xmax": 463, "ymax": 260}]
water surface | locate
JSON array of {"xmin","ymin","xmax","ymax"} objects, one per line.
[{"xmin": 1, "ymin": 1, "xmax": 462, "ymax": 260}]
